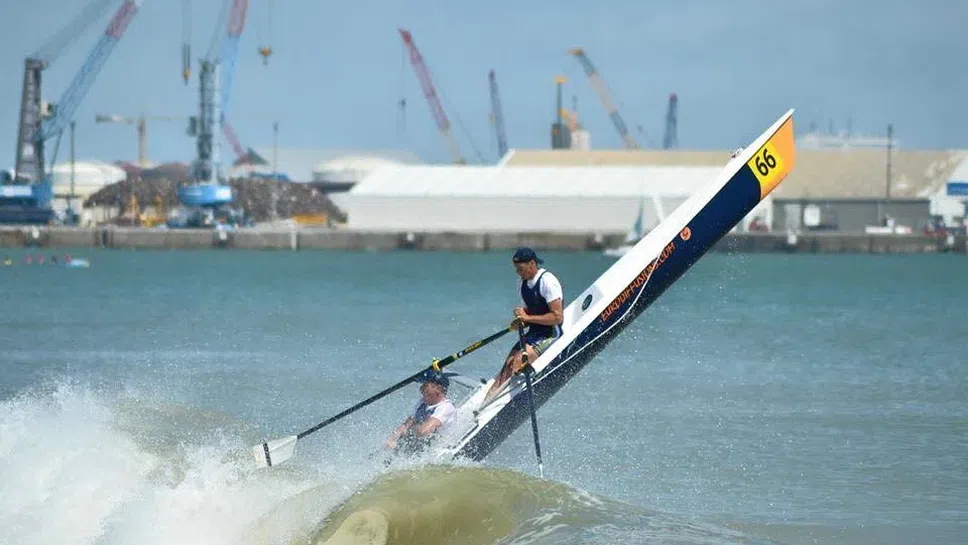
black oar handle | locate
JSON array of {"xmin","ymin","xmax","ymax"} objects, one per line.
[{"xmin": 294, "ymin": 326, "xmax": 513, "ymax": 440}]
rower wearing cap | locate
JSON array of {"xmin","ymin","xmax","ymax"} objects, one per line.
[
  {"xmin": 384, "ymin": 370, "xmax": 457, "ymax": 454},
  {"xmin": 483, "ymin": 247, "xmax": 565, "ymax": 404}
]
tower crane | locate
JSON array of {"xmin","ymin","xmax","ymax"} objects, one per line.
[
  {"xmin": 95, "ymin": 113, "xmax": 185, "ymax": 168},
  {"xmin": 4, "ymin": 0, "xmax": 142, "ymax": 224},
  {"xmin": 567, "ymin": 48, "xmax": 640, "ymax": 149},
  {"xmin": 487, "ymin": 70, "xmax": 508, "ymax": 159},
  {"xmin": 398, "ymin": 28, "xmax": 466, "ymax": 164}
]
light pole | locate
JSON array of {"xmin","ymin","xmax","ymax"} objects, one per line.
[{"xmin": 68, "ymin": 120, "xmax": 76, "ymax": 224}]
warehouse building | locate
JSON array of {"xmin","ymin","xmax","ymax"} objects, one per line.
[
  {"xmin": 344, "ymin": 164, "xmax": 772, "ymax": 234},
  {"xmin": 501, "ymin": 148, "xmax": 967, "ymax": 233}
]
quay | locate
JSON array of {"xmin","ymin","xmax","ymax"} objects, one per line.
[{"xmin": 1, "ymin": 226, "xmax": 965, "ymax": 254}]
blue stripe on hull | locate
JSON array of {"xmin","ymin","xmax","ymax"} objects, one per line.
[{"xmin": 456, "ymin": 165, "xmax": 763, "ymax": 461}]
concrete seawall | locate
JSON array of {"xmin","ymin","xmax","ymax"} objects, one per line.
[{"xmin": 1, "ymin": 226, "xmax": 964, "ymax": 254}]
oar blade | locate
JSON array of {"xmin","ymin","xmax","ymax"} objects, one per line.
[{"xmin": 252, "ymin": 435, "xmax": 298, "ymax": 468}]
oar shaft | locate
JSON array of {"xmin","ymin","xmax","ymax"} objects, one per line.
[
  {"xmin": 296, "ymin": 373, "xmax": 420, "ymax": 439},
  {"xmin": 294, "ymin": 326, "xmax": 512, "ymax": 440},
  {"xmin": 523, "ymin": 367, "xmax": 544, "ymax": 476},
  {"xmin": 518, "ymin": 323, "xmax": 544, "ymax": 477},
  {"xmin": 434, "ymin": 325, "xmax": 513, "ymax": 367}
]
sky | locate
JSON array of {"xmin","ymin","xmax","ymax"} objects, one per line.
[{"xmin": 1, "ymin": 0, "xmax": 966, "ymax": 168}]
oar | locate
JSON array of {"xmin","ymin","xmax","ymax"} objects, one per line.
[
  {"xmin": 517, "ymin": 323, "xmax": 545, "ymax": 478},
  {"xmin": 252, "ymin": 325, "xmax": 514, "ymax": 468}
]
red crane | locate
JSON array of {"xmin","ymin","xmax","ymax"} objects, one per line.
[{"xmin": 398, "ymin": 28, "xmax": 465, "ymax": 164}]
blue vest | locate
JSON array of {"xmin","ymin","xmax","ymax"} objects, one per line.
[
  {"xmin": 520, "ymin": 271, "xmax": 560, "ymax": 339},
  {"xmin": 413, "ymin": 402, "xmax": 433, "ymax": 424}
]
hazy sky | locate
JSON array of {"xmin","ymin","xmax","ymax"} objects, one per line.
[{"xmin": 1, "ymin": 0, "xmax": 965, "ymax": 167}]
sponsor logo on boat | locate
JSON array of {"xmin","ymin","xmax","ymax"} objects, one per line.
[{"xmin": 599, "ymin": 241, "xmax": 676, "ymax": 323}]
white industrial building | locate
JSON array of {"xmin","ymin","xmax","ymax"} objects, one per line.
[
  {"xmin": 49, "ymin": 160, "xmax": 127, "ymax": 199},
  {"xmin": 48, "ymin": 160, "xmax": 127, "ymax": 224},
  {"xmin": 345, "ymin": 164, "xmax": 772, "ymax": 234}
]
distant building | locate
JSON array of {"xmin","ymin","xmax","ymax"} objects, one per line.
[
  {"xmin": 500, "ymin": 147, "xmax": 967, "ymax": 232},
  {"xmin": 344, "ymin": 163, "xmax": 770, "ymax": 234},
  {"xmin": 48, "ymin": 160, "xmax": 127, "ymax": 217},
  {"xmin": 344, "ymin": 146, "xmax": 967, "ymax": 234},
  {"xmin": 225, "ymin": 148, "xmax": 421, "ymax": 184}
]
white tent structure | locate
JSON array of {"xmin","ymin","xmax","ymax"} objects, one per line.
[{"xmin": 345, "ymin": 164, "xmax": 774, "ymax": 233}]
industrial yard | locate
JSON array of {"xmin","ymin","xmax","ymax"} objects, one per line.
[{"xmin": 1, "ymin": 0, "xmax": 966, "ymax": 250}]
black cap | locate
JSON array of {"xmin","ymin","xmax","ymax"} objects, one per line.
[
  {"xmin": 512, "ymin": 247, "xmax": 543, "ymax": 264},
  {"xmin": 420, "ymin": 370, "xmax": 450, "ymax": 390}
]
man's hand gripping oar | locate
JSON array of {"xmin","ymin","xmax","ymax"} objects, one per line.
[{"xmin": 251, "ymin": 325, "xmax": 514, "ymax": 468}]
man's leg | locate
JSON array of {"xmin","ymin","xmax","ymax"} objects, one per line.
[
  {"xmin": 484, "ymin": 349, "xmax": 520, "ymax": 403},
  {"xmin": 483, "ymin": 341, "xmax": 541, "ymax": 404}
]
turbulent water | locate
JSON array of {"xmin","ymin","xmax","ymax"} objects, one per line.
[{"xmin": 1, "ymin": 249, "xmax": 965, "ymax": 544}]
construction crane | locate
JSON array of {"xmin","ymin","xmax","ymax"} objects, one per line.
[
  {"xmin": 188, "ymin": 0, "xmax": 251, "ymax": 182},
  {"xmin": 567, "ymin": 48, "xmax": 640, "ymax": 149},
  {"xmin": 4, "ymin": 0, "xmax": 142, "ymax": 224},
  {"xmin": 487, "ymin": 70, "xmax": 508, "ymax": 159},
  {"xmin": 398, "ymin": 28, "xmax": 466, "ymax": 165},
  {"xmin": 183, "ymin": 0, "xmax": 254, "ymax": 165},
  {"xmin": 663, "ymin": 93, "xmax": 678, "ymax": 149},
  {"xmin": 95, "ymin": 113, "xmax": 185, "ymax": 167}
]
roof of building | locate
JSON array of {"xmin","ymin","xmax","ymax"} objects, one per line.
[
  {"xmin": 350, "ymin": 165, "xmax": 725, "ymax": 198},
  {"xmin": 228, "ymin": 149, "xmax": 423, "ymax": 182},
  {"xmin": 501, "ymin": 149, "xmax": 968, "ymax": 199}
]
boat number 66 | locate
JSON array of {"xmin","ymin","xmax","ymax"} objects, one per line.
[{"xmin": 754, "ymin": 147, "xmax": 778, "ymax": 176}]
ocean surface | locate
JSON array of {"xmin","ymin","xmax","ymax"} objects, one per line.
[{"xmin": 1, "ymin": 248, "xmax": 965, "ymax": 545}]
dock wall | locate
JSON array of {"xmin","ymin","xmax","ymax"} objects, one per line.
[{"xmin": 1, "ymin": 226, "xmax": 965, "ymax": 254}]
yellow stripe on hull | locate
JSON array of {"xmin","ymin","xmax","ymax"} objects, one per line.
[{"xmin": 747, "ymin": 116, "xmax": 796, "ymax": 200}]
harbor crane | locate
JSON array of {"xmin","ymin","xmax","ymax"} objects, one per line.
[
  {"xmin": 399, "ymin": 28, "xmax": 466, "ymax": 164},
  {"xmin": 488, "ymin": 70, "xmax": 508, "ymax": 159},
  {"xmin": 4, "ymin": 0, "xmax": 142, "ymax": 224},
  {"xmin": 568, "ymin": 48, "xmax": 640, "ymax": 149}
]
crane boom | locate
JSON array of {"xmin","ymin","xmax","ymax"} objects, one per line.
[
  {"xmin": 219, "ymin": 0, "xmax": 248, "ymax": 119},
  {"xmin": 568, "ymin": 48, "xmax": 640, "ymax": 149},
  {"xmin": 14, "ymin": 0, "xmax": 142, "ymax": 182},
  {"xmin": 95, "ymin": 112, "xmax": 183, "ymax": 167},
  {"xmin": 488, "ymin": 70, "xmax": 508, "ymax": 158},
  {"xmin": 398, "ymin": 28, "xmax": 465, "ymax": 164},
  {"xmin": 221, "ymin": 120, "xmax": 247, "ymax": 160}
]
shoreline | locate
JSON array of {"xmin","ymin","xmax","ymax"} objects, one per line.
[{"xmin": 1, "ymin": 226, "xmax": 964, "ymax": 254}]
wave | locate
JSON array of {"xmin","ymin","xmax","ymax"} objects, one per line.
[{"xmin": 0, "ymin": 379, "xmax": 773, "ymax": 545}]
